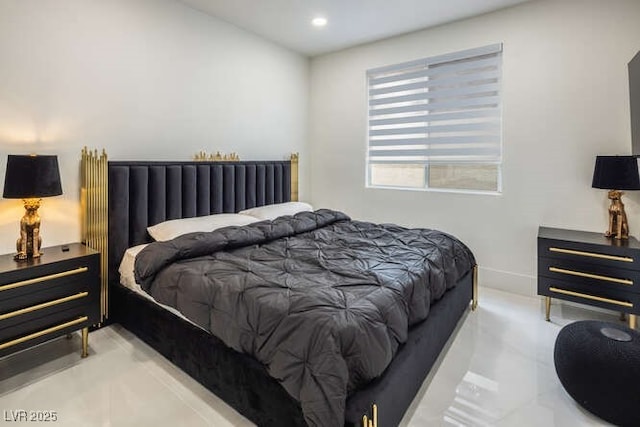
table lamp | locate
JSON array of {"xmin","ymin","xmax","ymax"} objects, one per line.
[
  {"xmin": 3, "ymin": 155, "xmax": 63, "ymax": 260},
  {"xmin": 592, "ymin": 155, "xmax": 640, "ymax": 239}
]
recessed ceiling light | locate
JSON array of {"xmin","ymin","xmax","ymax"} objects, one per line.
[{"xmin": 312, "ymin": 17, "xmax": 327, "ymax": 27}]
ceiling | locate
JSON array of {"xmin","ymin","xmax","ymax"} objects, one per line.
[{"xmin": 178, "ymin": 0, "xmax": 532, "ymax": 56}]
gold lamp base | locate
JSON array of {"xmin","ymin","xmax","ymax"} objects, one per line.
[
  {"xmin": 605, "ymin": 190, "xmax": 629, "ymax": 240},
  {"xmin": 15, "ymin": 198, "xmax": 43, "ymax": 260}
]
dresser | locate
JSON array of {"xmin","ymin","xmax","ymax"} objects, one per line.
[
  {"xmin": 0, "ymin": 244, "xmax": 100, "ymax": 358},
  {"xmin": 538, "ymin": 227, "xmax": 640, "ymax": 329}
]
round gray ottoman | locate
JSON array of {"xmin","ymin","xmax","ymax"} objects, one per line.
[{"xmin": 554, "ymin": 320, "xmax": 640, "ymax": 426}]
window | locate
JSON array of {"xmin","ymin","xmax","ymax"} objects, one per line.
[{"xmin": 366, "ymin": 44, "xmax": 503, "ymax": 193}]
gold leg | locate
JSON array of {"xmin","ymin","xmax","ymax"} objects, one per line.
[
  {"xmin": 471, "ymin": 264, "xmax": 478, "ymax": 311},
  {"xmin": 81, "ymin": 327, "xmax": 89, "ymax": 358},
  {"xmin": 630, "ymin": 314, "xmax": 637, "ymax": 330},
  {"xmin": 545, "ymin": 296, "xmax": 551, "ymax": 321}
]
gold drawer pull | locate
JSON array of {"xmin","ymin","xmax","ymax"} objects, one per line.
[
  {"xmin": 0, "ymin": 292, "xmax": 89, "ymax": 321},
  {"xmin": 0, "ymin": 316, "xmax": 88, "ymax": 351},
  {"xmin": 549, "ymin": 287, "xmax": 633, "ymax": 308},
  {"xmin": 549, "ymin": 247, "xmax": 633, "ymax": 263},
  {"xmin": 548, "ymin": 267, "xmax": 633, "ymax": 285},
  {"xmin": 0, "ymin": 267, "xmax": 88, "ymax": 292}
]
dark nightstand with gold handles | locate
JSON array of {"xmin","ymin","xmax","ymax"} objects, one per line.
[
  {"xmin": 0, "ymin": 243, "xmax": 100, "ymax": 358},
  {"xmin": 538, "ymin": 227, "xmax": 640, "ymax": 329}
]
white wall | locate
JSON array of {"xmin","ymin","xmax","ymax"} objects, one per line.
[
  {"xmin": 309, "ymin": 0, "xmax": 640, "ymax": 296},
  {"xmin": 0, "ymin": 0, "xmax": 309, "ymax": 255}
]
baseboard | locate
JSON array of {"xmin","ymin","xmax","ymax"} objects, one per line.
[
  {"xmin": 478, "ymin": 266, "xmax": 536, "ymax": 298},
  {"xmin": 478, "ymin": 266, "xmax": 623, "ymax": 318}
]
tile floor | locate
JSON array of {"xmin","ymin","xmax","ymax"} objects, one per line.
[{"xmin": 0, "ymin": 288, "xmax": 618, "ymax": 426}]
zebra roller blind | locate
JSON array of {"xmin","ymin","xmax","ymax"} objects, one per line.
[{"xmin": 367, "ymin": 43, "xmax": 503, "ymax": 192}]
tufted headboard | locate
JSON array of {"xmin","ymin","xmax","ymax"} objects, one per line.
[{"xmin": 107, "ymin": 160, "xmax": 292, "ymax": 282}]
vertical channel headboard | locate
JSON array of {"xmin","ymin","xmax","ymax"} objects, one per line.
[{"xmin": 81, "ymin": 151, "xmax": 299, "ymax": 323}]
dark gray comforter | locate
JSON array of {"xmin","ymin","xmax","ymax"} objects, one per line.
[{"xmin": 135, "ymin": 209, "xmax": 475, "ymax": 426}]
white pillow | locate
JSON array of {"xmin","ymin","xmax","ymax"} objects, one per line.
[
  {"xmin": 147, "ymin": 213, "xmax": 259, "ymax": 241},
  {"xmin": 239, "ymin": 201, "xmax": 313, "ymax": 221},
  {"xmin": 118, "ymin": 244, "xmax": 149, "ymax": 288}
]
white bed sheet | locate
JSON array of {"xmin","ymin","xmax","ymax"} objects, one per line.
[{"xmin": 118, "ymin": 244, "xmax": 204, "ymax": 330}]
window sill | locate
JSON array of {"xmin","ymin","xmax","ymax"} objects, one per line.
[{"xmin": 366, "ymin": 184, "xmax": 502, "ymax": 196}]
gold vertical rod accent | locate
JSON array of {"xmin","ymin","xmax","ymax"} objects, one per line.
[
  {"xmin": 81, "ymin": 327, "xmax": 89, "ymax": 358},
  {"xmin": 81, "ymin": 149, "xmax": 87, "ymax": 252},
  {"xmin": 361, "ymin": 404, "xmax": 378, "ymax": 427},
  {"xmin": 372, "ymin": 404, "xmax": 378, "ymax": 427},
  {"xmin": 81, "ymin": 148, "xmax": 109, "ymax": 323},
  {"xmin": 290, "ymin": 152, "xmax": 299, "ymax": 202},
  {"xmin": 100, "ymin": 150, "xmax": 108, "ymax": 321},
  {"xmin": 630, "ymin": 314, "xmax": 637, "ymax": 330},
  {"xmin": 471, "ymin": 264, "xmax": 478, "ymax": 310},
  {"xmin": 93, "ymin": 152, "xmax": 98, "ymax": 317},
  {"xmin": 99, "ymin": 149, "xmax": 107, "ymax": 320},
  {"xmin": 545, "ymin": 296, "xmax": 551, "ymax": 321}
]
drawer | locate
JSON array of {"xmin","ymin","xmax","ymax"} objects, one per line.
[
  {"xmin": 538, "ymin": 237, "xmax": 640, "ymax": 270},
  {"xmin": 0, "ymin": 261, "xmax": 98, "ymax": 302},
  {"xmin": 0, "ymin": 277, "xmax": 94, "ymax": 313},
  {"xmin": 0, "ymin": 291, "xmax": 95, "ymax": 337},
  {"xmin": 538, "ymin": 257, "xmax": 640, "ymax": 293},
  {"xmin": 0, "ymin": 313, "xmax": 89, "ymax": 358},
  {"xmin": 0, "ymin": 303, "xmax": 89, "ymax": 341},
  {"xmin": 538, "ymin": 277, "xmax": 640, "ymax": 315}
]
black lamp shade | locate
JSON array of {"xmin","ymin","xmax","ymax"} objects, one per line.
[
  {"xmin": 592, "ymin": 156, "xmax": 640, "ymax": 190},
  {"xmin": 3, "ymin": 155, "xmax": 63, "ymax": 199}
]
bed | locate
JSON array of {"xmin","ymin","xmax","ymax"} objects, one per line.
[{"xmin": 80, "ymin": 150, "xmax": 477, "ymax": 427}]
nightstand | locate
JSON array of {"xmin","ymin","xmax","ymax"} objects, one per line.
[
  {"xmin": 538, "ymin": 227, "xmax": 640, "ymax": 329},
  {"xmin": 0, "ymin": 244, "xmax": 100, "ymax": 358}
]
